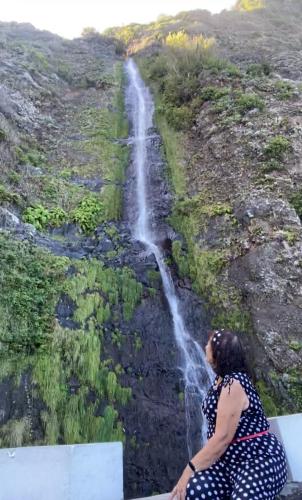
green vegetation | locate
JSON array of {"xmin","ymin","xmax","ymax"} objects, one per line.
[
  {"xmin": 138, "ymin": 45, "xmax": 251, "ymax": 332},
  {"xmin": 139, "ymin": 32, "xmax": 242, "ymax": 131},
  {"xmin": 256, "ymin": 380, "xmax": 279, "ymax": 416},
  {"xmin": 275, "ymin": 80, "xmax": 294, "ymax": 100},
  {"xmin": 32, "ymin": 323, "xmax": 131, "ymax": 445},
  {"xmin": 15, "ymin": 145, "xmax": 47, "ymax": 167},
  {"xmin": 264, "ymin": 135, "xmax": 290, "ymax": 160},
  {"xmin": 133, "ymin": 332, "xmax": 143, "ymax": 352},
  {"xmin": 71, "ymin": 195, "xmax": 104, "ymax": 233},
  {"xmin": 234, "ymin": 0, "xmax": 264, "ymax": 11},
  {"xmin": 0, "ymin": 183, "xmax": 21, "ymax": 205},
  {"xmin": 64, "ymin": 258, "xmax": 143, "ymax": 324},
  {"xmin": 23, "ymin": 204, "xmax": 68, "ymax": 230},
  {"xmin": 289, "ymin": 190, "xmax": 302, "ymax": 220},
  {"xmin": 0, "ymin": 234, "xmax": 69, "ymax": 352},
  {"xmin": 0, "ymin": 418, "xmax": 32, "ymax": 448},
  {"xmin": 0, "ymin": 128, "xmax": 6, "ymax": 141},
  {"xmin": 286, "ymin": 369, "xmax": 302, "ymax": 411},
  {"xmin": 246, "ymin": 62, "xmax": 271, "ymax": 77},
  {"xmin": 0, "ymin": 248, "xmax": 141, "ymax": 445},
  {"xmin": 289, "ymin": 340, "xmax": 302, "ymax": 352},
  {"xmin": 18, "ymin": 62, "xmax": 128, "ymax": 233}
]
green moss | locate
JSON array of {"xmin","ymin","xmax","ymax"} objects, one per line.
[
  {"xmin": 286, "ymin": 369, "xmax": 302, "ymax": 411},
  {"xmin": 30, "ymin": 322, "xmax": 131, "ymax": 445},
  {"xmin": 0, "ymin": 234, "xmax": 69, "ymax": 352},
  {"xmin": 0, "ymin": 418, "xmax": 32, "ymax": 448},
  {"xmin": 133, "ymin": 332, "xmax": 143, "ymax": 352},
  {"xmin": 64, "ymin": 258, "xmax": 143, "ymax": 323},
  {"xmin": 111, "ymin": 329, "xmax": 123, "ymax": 349},
  {"xmin": 256, "ymin": 380, "xmax": 279, "ymax": 417}
]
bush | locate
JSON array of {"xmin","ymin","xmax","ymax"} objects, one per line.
[
  {"xmin": 23, "ymin": 204, "xmax": 50, "ymax": 230},
  {"xmin": 235, "ymin": 92, "xmax": 265, "ymax": 113},
  {"xmin": 0, "ymin": 184, "xmax": 21, "ymax": 205},
  {"xmin": 23, "ymin": 205, "xmax": 68, "ymax": 230},
  {"xmin": 163, "ymin": 105, "xmax": 193, "ymax": 131},
  {"xmin": 71, "ymin": 195, "xmax": 104, "ymax": 233},
  {"xmin": 234, "ymin": 0, "xmax": 264, "ymax": 11},
  {"xmin": 264, "ymin": 136, "xmax": 290, "ymax": 160},
  {"xmin": 200, "ymin": 86, "xmax": 230, "ymax": 101},
  {"xmin": 275, "ymin": 80, "xmax": 294, "ymax": 100},
  {"xmin": 247, "ymin": 62, "xmax": 271, "ymax": 77}
]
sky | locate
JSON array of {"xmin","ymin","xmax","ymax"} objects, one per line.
[{"xmin": 0, "ymin": 0, "xmax": 235, "ymax": 39}]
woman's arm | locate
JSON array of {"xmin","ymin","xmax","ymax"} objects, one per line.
[{"xmin": 169, "ymin": 379, "xmax": 248, "ymax": 500}]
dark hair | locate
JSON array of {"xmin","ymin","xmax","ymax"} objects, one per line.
[{"xmin": 209, "ymin": 329, "xmax": 251, "ymax": 377}]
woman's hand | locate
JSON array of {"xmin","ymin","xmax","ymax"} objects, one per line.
[{"xmin": 169, "ymin": 466, "xmax": 192, "ymax": 500}]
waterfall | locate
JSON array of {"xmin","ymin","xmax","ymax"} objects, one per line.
[{"xmin": 125, "ymin": 58, "xmax": 214, "ymax": 457}]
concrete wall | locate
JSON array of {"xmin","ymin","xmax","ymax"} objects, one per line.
[
  {"xmin": 269, "ymin": 413, "xmax": 302, "ymax": 482},
  {"xmin": 0, "ymin": 442, "xmax": 123, "ymax": 500}
]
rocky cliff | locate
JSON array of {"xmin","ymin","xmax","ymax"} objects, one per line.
[
  {"xmin": 108, "ymin": 0, "xmax": 302, "ymax": 419},
  {"xmin": 1, "ymin": 1, "xmax": 302, "ymax": 497},
  {"xmin": 0, "ymin": 21, "xmax": 207, "ymax": 499}
]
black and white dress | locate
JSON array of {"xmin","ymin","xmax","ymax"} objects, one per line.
[{"xmin": 186, "ymin": 371, "xmax": 287, "ymax": 500}]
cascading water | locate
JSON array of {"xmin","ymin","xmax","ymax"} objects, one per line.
[{"xmin": 125, "ymin": 58, "xmax": 214, "ymax": 456}]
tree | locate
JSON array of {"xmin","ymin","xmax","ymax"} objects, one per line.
[
  {"xmin": 81, "ymin": 27, "xmax": 99, "ymax": 38},
  {"xmin": 234, "ymin": 0, "xmax": 264, "ymax": 11}
]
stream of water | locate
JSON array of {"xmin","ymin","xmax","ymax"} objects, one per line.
[{"xmin": 125, "ymin": 58, "xmax": 214, "ymax": 456}]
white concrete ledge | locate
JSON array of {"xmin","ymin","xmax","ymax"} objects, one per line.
[
  {"xmin": 132, "ymin": 414, "xmax": 302, "ymax": 500},
  {"xmin": 0, "ymin": 442, "xmax": 123, "ymax": 500}
]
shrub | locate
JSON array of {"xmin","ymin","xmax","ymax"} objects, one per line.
[
  {"xmin": 16, "ymin": 146, "xmax": 46, "ymax": 167},
  {"xmin": 49, "ymin": 207, "xmax": 68, "ymax": 227},
  {"xmin": 234, "ymin": 0, "xmax": 264, "ymax": 11},
  {"xmin": 200, "ymin": 86, "xmax": 230, "ymax": 101},
  {"xmin": 23, "ymin": 204, "xmax": 50, "ymax": 230},
  {"xmin": 264, "ymin": 136, "xmax": 290, "ymax": 160},
  {"xmin": 247, "ymin": 62, "xmax": 271, "ymax": 77},
  {"xmin": 235, "ymin": 92, "xmax": 265, "ymax": 113},
  {"xmin": 0, "ymin": 184, "xmax": 21, "ymax": 205},
  {"xmin": 163, "ymin": 105, "xmax": 193, "ymax": 131},
  {"xmin": 275, "ymin": 80, "xmax": 294, "ymax": 100},
  {"xmin": 71, "ymin": 195, "xmax": 104, "ymax": 233}
]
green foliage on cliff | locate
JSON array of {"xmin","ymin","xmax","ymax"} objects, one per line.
[
  {"xmin": 65, "ymin": 258, "xmax": 143, "ymax": 324},
  {"xmin": 33, "ymin": 323, "xmax": 131, "ymax": 445},
  {"xmin": 0, "ymin": 234, "xmax": 69, "ymax": 352},
  {"xmin": 234, "ymin": 0, "xmax": 264, "ymax": 11},
  {"xmin": 264, "ymin": 135, "xmax": 290, "ymax": 160}
]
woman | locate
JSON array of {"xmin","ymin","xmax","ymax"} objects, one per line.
[{"xmin": 170, "ymin": 329, "xmax": 287, "ymax": 500}]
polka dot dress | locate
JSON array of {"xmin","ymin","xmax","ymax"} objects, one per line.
[{"xmin": 186, "ymin": 371, "xmax": 287, "ymax": 499}]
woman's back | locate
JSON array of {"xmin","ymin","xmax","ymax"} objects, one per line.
[{"xmin": 203, "ymin": 371, "xmax": 270, "ymax": 442}]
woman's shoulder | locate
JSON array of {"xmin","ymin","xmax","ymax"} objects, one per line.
[{"xmin": 220, "ymin": 371, "xmax": 252, "ymax": 389}]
